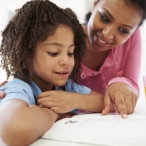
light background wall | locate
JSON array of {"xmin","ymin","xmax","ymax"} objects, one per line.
[{"xmin": 0, "ymin": 0, "xmax": 146, "ymax": 83}]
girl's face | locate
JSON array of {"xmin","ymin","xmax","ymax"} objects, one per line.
[
  {"xmin": 29, "ymin": 25, "xmax": 75, "ymax": 91},
  {"xmin": 88, "ymin": 0, "xmax": 142, "ymax": 52}
]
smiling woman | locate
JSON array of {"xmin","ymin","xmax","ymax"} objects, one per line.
[{"xmin": 77, "ymin": 0, "xmax": 146, "ymax": 118}]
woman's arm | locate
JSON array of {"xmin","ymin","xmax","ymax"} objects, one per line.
[
  {"xmin": 107, "ymin": 28, "xmax": 142, "ymax": 97},
  {"xmin": 103, "ymin": 28, "xmax": 142, "ymax": 117},
  {"xmin": 0, "ymin": 99, "xmax": 58, "ymax": 146}
]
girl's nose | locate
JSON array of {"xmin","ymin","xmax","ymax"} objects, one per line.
[{"xmin": 60, "ymin": 55, "xmax": 70, "ymax": 66}]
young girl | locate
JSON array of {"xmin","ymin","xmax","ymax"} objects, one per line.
[{"xmin": 0, "ymin": 0, "xmax": 104, "ymax": 145}]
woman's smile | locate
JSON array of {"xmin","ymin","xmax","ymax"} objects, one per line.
[{"xmin": 94, "ymin": 33, "xmax": 113, "ymax": 49}]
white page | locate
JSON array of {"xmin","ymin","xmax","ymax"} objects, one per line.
[
  {"xmin": 42, "ymin": 113, "xmax": 146, "ymax": 146},
  {"xmin": 73, "ymin": 113, "xmax": 146, "ymax": 119}
]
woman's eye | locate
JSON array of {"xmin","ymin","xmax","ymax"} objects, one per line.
[
  {"xmin": 48, "ymin": 52, "xmax": 58, "ymax": 56},
  {"xmin": 119, "ymin": 28, "xmax": 129, "ymax": 34},
  {"xmin": 100, "ymin": 13, "xmax": 110, "ymax": 23},
  {"xmin": 68, "ymin": 52, "xmax": 74, "ymax": 57}
]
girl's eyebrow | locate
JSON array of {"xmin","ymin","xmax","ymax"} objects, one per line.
[
  {"xmin": 102, "ymin": 8, "xmax": 133, "ymax": 29},
  {"xmin": 45, "ymin": 43, "xmax": 75, "ymax": 48}
]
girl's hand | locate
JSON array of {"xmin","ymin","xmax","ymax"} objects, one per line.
[
  {"xmin": 38, "ymin": 90, "xmax": 79, "ymax": 113},
  {"xmin": 0, "ymin": 81, "xmax": 7, "ymax": 98},
  {"xmin": 102, "ymin": 82, "xmax": 138, "ymax": 118}
]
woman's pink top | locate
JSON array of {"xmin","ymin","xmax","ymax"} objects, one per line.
[{"xmin": 78, "ymin": 28, "xmax": 142, "ymax": 96}]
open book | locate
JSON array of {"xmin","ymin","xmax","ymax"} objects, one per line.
[{"xmin": 42, "ymin": 113, "xmax": 146, "ymax": 146}]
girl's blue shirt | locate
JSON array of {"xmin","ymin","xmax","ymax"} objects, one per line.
[{"xmin": 0, "ymin": 78, "xmax": 91, "ymax": 113}]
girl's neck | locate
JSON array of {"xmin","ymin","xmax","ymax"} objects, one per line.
[
  {"xmin": 31, "ymin": 76, "xmax": 54, "ymax": 92},
  {"xmin": 38, "ymin": 82, "xmax": 54, "ymax": 92}
]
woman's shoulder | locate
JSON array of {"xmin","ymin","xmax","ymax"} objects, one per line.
[
  {"xmin": 114, "ymin": 28, "xmax": 141, "ymax": 52},
  {"xmin": 129, "ymin": 28, "xmax": 141, "ymax": 40},
  {"xmin": 124, "ymin": 28, "xmax": 141, "ymax": 44}
]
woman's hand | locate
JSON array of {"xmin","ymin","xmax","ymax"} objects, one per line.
[
  {"xmin": 38, "ymin": 90, "xmax": 79, "ymax": 114},
  {"xmin": 102, "ymin": 82, "xmax": 138, "ymax": 118},
  {"xmin": 0, "ymin": 81, "xmax": 7, "ymax": 98}
]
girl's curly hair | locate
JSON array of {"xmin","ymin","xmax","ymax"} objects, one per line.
[{"xmin": 0, "ymin": 0, "xmax": 87, "ymax": 83}]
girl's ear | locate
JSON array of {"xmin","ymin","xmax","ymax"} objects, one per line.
[{"xmin": 91, "ymin": 0, "xmax": 99, "ymax": 13}]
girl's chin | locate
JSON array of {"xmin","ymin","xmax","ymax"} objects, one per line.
[{"xmin": 54, "ymin": 81, "xmax": 67, "ymax": 87}]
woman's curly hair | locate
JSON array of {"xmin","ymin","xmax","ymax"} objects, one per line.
[{"xmin": 0, "ymin": 0, "xmax": 87, "ymax": 83}]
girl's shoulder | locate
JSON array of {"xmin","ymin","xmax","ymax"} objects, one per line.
[
  {"xmin": 0, "ymin": 78, "xmax": 35, "ymax": 105},
  {"xmin": 65, "ymin": 79, "xmax": 91, "ymax": 94},
  {"xmin": 1, "ymin": 78, "xmax": 30, "ymax": 90}
]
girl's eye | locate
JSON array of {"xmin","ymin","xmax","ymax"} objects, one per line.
[
  {"xmin": 48, "ymin": 52, "xmax": 58, "ymax": 56},
  {"xmin": 99, "ymin": 13, "xmax": 110, "ymax": 23},
  {"xmin": 119, "ymin": 28, "xmax": 129, "ymax": 34},
  {"xmin": 68, "ymin": 52, "xmax": 74, "ymax": 57}
]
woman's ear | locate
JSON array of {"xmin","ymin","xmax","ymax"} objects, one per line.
[{"xmin": 91, "ymin": 0, "xmax": 99, "ymax": 13}]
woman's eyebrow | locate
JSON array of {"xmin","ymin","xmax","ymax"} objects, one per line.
[
  {"xmin": 102, "ymin": 8, "xmax": 133, "ymax": 29},
  {"xmin": 102, "ymin": 8, "xmax": 113, "ymax": 20}
]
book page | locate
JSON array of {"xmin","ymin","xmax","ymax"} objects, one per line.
[
  {"xmin": 42, "ymin": 113, "xmax": 146, "ymax": 146},
  {"xmin": 72, "ymin": 112, "xmax": 146, "ymax": 119}
]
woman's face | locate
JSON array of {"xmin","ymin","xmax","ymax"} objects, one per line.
[{"xmin": 87, "ymin": 0, "xmax": 142, "ymax": 52}]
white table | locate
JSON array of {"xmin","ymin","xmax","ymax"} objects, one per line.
[{"xmin": 1, "ymin": 83, "xmax": 146, "ymax": 146}]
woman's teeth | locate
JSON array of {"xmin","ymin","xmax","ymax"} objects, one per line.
[{"xmin": 98, "ymin": 36, "xmax": 107, "ymax": 44}]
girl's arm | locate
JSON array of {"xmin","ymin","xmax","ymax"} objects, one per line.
[
  {"xmin": 37, "ymin": 90, "xmax": 105, "ymax": 113},
  {"xmin": 0, "ymin": 99, "xmax": 58, "ymax": 146},
  {"xmin": 75, "ymin": 90, "xmax": 105, "ymax": 112}
]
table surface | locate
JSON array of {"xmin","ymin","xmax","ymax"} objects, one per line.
[{"xmin": 1, "ymin": 82, "xmax": 146, "ymax": 146}]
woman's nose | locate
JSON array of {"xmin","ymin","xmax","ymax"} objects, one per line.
[{"xmin": 102, "ymin": 25, "xmax": 114, "ymax": 41}]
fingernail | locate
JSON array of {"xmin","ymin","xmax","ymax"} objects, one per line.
[{"xmin": 123, "ymin": 114, "xmax": 127, "ymax": 119}]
